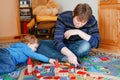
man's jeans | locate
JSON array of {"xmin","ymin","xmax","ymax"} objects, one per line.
[
  {"xmin": 0, "ymin": 49, "xmax": 15, "ymax": 74},
  {"xmin": 37, "ymin": 40, "xmax": 91, "ymax": 62}
]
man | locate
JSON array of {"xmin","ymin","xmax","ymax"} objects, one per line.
[
  {"xmin": 54, "ymin": 3, "xmax": 100, "ymax": 66},
  {"xmin": 37, "ymin": 3, "xmax": 100, "ymax": 67}
]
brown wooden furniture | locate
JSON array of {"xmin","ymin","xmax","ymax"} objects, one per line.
[
  {"xmin": 20, "ymin": 7, "xmax": 32, "ymax": 21},
  {"xmin": 27, "ymin": 15, "xmax": 57, "ymax": 38},
  {"xmin": 27, "ymin": 0, "xmax": 58, "ymax": 38},
  {"xmin": 98, "ymin": 0, "xmax": 120, "ymax": 52},
  {"xmin": 19, "ymin": 0, "xmax": 33, "ymax": 34}
]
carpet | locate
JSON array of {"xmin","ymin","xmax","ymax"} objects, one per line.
[
  {"xmin": 0, "ymin": 50, "xmax": 120, "ymax": 80},
  {"xmin": 0, "ymin": 42, "xmax": 120, "ymax": 80}
]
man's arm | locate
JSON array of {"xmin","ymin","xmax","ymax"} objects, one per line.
[
  {"xmin": 61, "ymin": 47, "xmax": 79, "ymax": 66},
  {"xmin": 64, "ymin": 29, "xmax": 91, "ymax": 41},
  {"xmin": 54, "ymin": 15, "xmax": 79, "ymax": 66},
  {"xmin": 64, "ymin": 18, "xmax": 100, "ymax": 48}
]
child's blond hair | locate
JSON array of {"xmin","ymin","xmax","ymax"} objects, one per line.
[{"xmin": 22, "ymin": 34, "xmax": 38, "ymax": 44}]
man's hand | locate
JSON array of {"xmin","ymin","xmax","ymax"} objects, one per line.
[
  {"xmin": 49, "ymin": 58, "xmax": 56, "ymax": 64},
  {"xmin": 64, "ymin": 29, "xmax": 91, "ymax": 41},
  {"xmin": 61, "ymin": 47, "xmax": 79, "ymax": 67},
  {"xmin": 64, "ymin": 29, "xmax": 80, "ymax": 39},
  {"xmin": 67, "ymin": 53, "xmax": 79, "ymax": 67}
]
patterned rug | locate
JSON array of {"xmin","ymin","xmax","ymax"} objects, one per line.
[{"xmin": 0, "ymin": 42, "xmax": 120, "ymax": 80}]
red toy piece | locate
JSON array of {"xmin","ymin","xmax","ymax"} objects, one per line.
[
  {"xmin": 77, "ymin": 67, "xmax": 87, "ymax": 75},
  {"xmin": 53, "ymin": 76, "xmax": 60, "ymax": 80},
  {"xmin": 99, "ymin": 57, "xmax": 110, "ymax": 61},
  {"xmin": 43, "ymin": 76, "xmax": 53, "ymax": 79},
  {"xmin": 27, "ymin": 57, "xmax": 32, "ymax": 74},
  {"xmin": 33, "ymin": 70, "xmax": 42, "ymax": 79},
  {"xmin": 55, "ymin": 59, "xmax": 60, "ymax": 68}
]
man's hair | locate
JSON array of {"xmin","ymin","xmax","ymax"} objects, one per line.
[
  {"xmin": 73, "ymin": 3, "xmax": 92, "ymax": 22},
  {"xmin": 22, "ymin": 34, "xmax": 38, "ymax": 44}
]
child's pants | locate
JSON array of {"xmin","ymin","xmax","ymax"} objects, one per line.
[{"xmin": 0, "ymin": 49, "xmax": 15, "ymax": 74}]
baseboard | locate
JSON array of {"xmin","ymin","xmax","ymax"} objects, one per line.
[{"xmin": 0, "ymin": 35, "xmax": 21, "ymax": 43}]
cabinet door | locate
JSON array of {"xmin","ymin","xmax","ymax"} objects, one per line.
[
  {"xmin": 0, "ymin": 0, "xmax": 20, "ymax": 39},
  {"xmin": 99, "ymin": 5, "xmax": 119, "ymax": 46},
  {"xmin": 99, "ymin": 0, "xmax": 120, "ymax": 5}
]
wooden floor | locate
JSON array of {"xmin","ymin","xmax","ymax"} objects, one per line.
[{"xmin": 0, "ymin": 38, "xmax": 21, "ymax": 43}]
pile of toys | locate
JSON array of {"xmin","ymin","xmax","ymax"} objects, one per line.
[{"xmin": 22, "ymin": 58, "xmax": 116, "ymax": 80}]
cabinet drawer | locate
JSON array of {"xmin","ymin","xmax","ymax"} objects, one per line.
[{"xmin": 99, "ymin": 0, "xmax": 120, "ymax": 5}]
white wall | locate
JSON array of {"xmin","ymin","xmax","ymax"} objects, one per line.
[{"xmin": 55, "ymin": 0, "xmax": 98, "ymax": 19}]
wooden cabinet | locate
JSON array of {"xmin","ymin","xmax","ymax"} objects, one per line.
[
  {"xmin": 19, "ymin": 0, "xmax": 32, "ymax": 34},
  {"xmin": 0, "ymin": 0, "xmax": 21, "ymax": 42},
  {"xmin": 98, "ymin": 1, "xmax": 120, "ymax": 52},
  {"xmin": 100, "ymin": 0, "xmax": 120, "ymax": 5},
  {"xmin": 20, "ymin": 7, "xmax": 32, "ymax": 21}
]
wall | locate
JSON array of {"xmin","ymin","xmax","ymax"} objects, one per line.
[
  {"xmin": 0, "ymin": 0, "xmax": 98, "ymax": 39},
  {"xmin": 0, "ymin": 0, "xmax": 20, "ymax": 39},
  {"xmin": 55, "ymin": 0, "xmax": 98, "ymax": 19}
]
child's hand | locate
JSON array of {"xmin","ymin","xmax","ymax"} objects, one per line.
[{"xmin": 49, "ymin": 58, "xmax": 56, "ymax": 64}]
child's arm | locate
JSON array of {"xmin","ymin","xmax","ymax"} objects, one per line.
[
  {"xmin": 29, "ymin": 52, "xmax": 50, "ymax": 62},
  {"xmin": 30, "ymin": 52, "xmax": 56, "ymax": 64},
  {"xmin": 24, "ymin": 46, "xmax": 56, "ymax": 63},
  {"xmin": 24, "ymin": 48, "xmax": 50, "ymax": 62}
]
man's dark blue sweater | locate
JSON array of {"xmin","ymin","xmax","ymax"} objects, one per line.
[{"xmin": 54, "ymin": 11, "xmax": 100, "ymax": 51}]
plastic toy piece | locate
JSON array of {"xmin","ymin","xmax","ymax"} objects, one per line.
[
  {"xmin": 27, "ymin": 57, "xmax": 32, "ymax": 74},
  {"xmin": 77, "ymin": 67, "xmax": 87, "ymax": 77},
  {"xmin": 55, "ymin": 59, "xmax": 60, "ymax": 68},
  {"xmin": 69, "ymin": 66, "xmax": 75, "ymax": 73},
  {"xmin": 37, "ymin": 62, "xmax": 42, "ymax": 68},
  {"xmin": 53, "ymin": 76, "xmax": 60, "ymax": 80},
  {"xmin": 65, "ymin": 62, "xmax": 71, "ymax": 67},
  {"xmin": 98, "ymin": 76, "xmax": 104, "ymax": 80},
  {"xmin": 69, "ymin": 73, "xmax": 76, "ymax": 80},
  {"xmin": 77, "ymin": 71, "xmax": 86, "ymax": 75},
  {"xmin": 43, "ymin": 76, "xmax": 53, "ymax": 79},
  {"xmin": 44, "ymin": 66, "xmax": 50, "ymax": 72},
  {"xmin": 70, "ymin": 77, "xmax": 76, "ymax": 80},
  {"xmin": 32, "ymin": 70, "xmax": 43, "ymax": 80},
  {"xmin": 33, "ymin": 70, "xmax": 39, "ymax": 76},
  {"xmin": 99, "ymin": 57, "xmax": 110, "ymax": 61},
  {"xmin": 54, "ymin": 59, "xmax": 60, "ymax": 76},
  {"xmin": 59, "ymin": 70, "xmax": 69, "ymax": 77}
]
